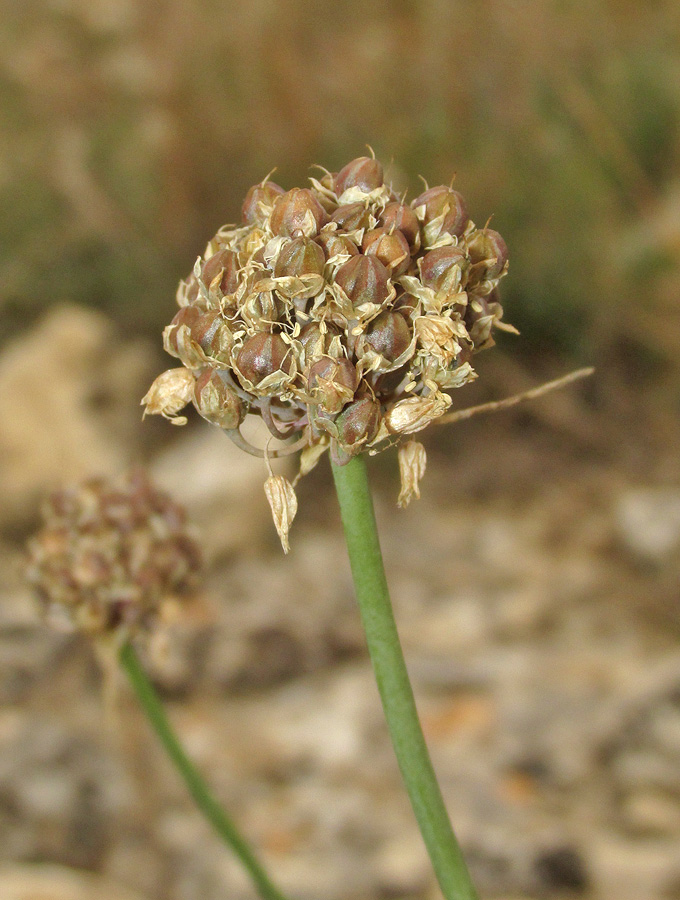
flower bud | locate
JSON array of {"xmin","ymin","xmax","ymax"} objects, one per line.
[
  {"xmin": 419, "ymin": 246, "xmax": 469, "ymax": 293},
  {"xmin": 412, "ymin": 186, "xmax": 468, "ymax": 238},
  {"xmin": 365, "ymin": 311, "xmax": 412, "ymax": 362},
  {"xmin": 362, "ymin": 227, "xmax": 411, "ymax": 276},
  {"xmin": 307, "ymin": 356, "xmax": 359, "ymax": 414},
  {"xmin": 334, "ymin": 156, "xmax": 383, "ymax": 196},
  {"xmin": 466, "ymin": 229, "xmax": 508, "ymax": 280},
  {"xmin": 193, "ymin": 368, "xmax": 245, "ymax": 429},
  {"xmin": 397, "ymin": 440, "xmax": 426, "ymax": 507},
  {"xmin": 385, "ymin": 391, "xmax": 451, "ymax": 435},
  {"xmin": 334, "ymin": 255, "xmax": 390, "ymax": 307},
  {"xmin": 380, "ymin": 202, "xmax": 420, "ymax": 249},
  {"xmin": 331, "ymin": 202, "xmax": 372, "ymax": 232},
  {"xmin": 242, "ymin": 180, "xmax": 285, "ymax": 225},
  {"xmin": 274, "ymin": 237, "xmax": 325, "ymax": 279},
  {"xmin": 235, "ymin": 332, "xmax": 293, "ymax": 386},
  {"xmin": 334, "ymin": 395, "xmax": 381, "ymax": 454},
  {"xmin": 201, "ymin": 249, "xmax": 239, "ymax": 295},
  {"xmin": 264, "ymin": 475, "xmax": 297, "ymax": 554},
  {"xmin": 315, "ymin": 231, "xmax": 359, "ymax": 260},
  {"xmin": 269, "ymin": 188, "xmax": 329, "ymax": 237}
]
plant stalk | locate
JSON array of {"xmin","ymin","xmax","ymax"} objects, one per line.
[
  {"xmin": 331, "ymin": 454, "xmax": 478, "ymax": 900},
  {"xmin": 119, "ymin": 642, "xmax": 290, "ymax": 900}
]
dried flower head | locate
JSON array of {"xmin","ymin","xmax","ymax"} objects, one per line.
[
  {"xmin": 143, "ymin": 155, "xmax": 513, "ymax": 536},
  {"xmin": 26, "ymin": 469, "xmax": 202, "ymax": 643}
]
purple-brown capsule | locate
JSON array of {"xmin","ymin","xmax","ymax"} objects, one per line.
[
  {"xmin": 241, "ymin": 181, "xmax": 285, "ymax": 226},
  {"xmin": 419, "ymin": 246, "xmax": 469, "ymax": 293},
  {"xmin": 334, "ymin": 255, "xmax": 390, "ymax": 307},
  {"xmin": 166, "ymin": 307, "xmax": 232, "ymax": 364},
  {"xmin": 274, "ymin": 237, "xmax": 325, "ymax": 279},
  {"xmin": 412, "ymin": 186, "xmax": 469, "ymax": 237},
  {"xmin": 193, "ymin": 368, "xmax": 245, "ymax": 429},
  {"xmin": 364, "ymin": 311, "xmax": 412, "ymax": 362},
  {"xmin": 201, "ymin": 249, "xmax": 240, "ymax": 295},
  {"xmin": 307, "ymin": 356, "xmax": 359, "ymax": 414},
  {"xmin": 235, "ymin": 332, "xmax": 293, "ymax": 386},
  {"xmin": 331, "ymin": 202, "xmax": 372, "ymax": 232},
  {"xmin": 315, "ymin": 231, "xmax": 359, "ymax": 260},
  {"xmin": 297, "ymin": 322, "xmax": 340, "ymax": 362},
  {"xmin": 466, "ymin": 229, "xmax": 508, "ymax": 280},
  {"xmin": 380, "ymin": 202, "xmax": 420, "ymax": 249},
  {"xmin": 334, "ymin": 395, "xmax": 381, "ymax": 450},
  {"xmin": 334, "ymin": 157, "xmax": 384, "ymax": 196},
  {"xmin": 362, "ymin": 228, "xmax": 411, "ymax": 276},
  {"xmin": 269, "ymin": 188, "xmax": 329, "ymax": 237}
]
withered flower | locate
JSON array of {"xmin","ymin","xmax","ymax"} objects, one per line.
[
  {"xmin": 143, "ymin": 155, "xmax": 511, "ymax": 544},
  {"xmin": 26, "ymin": 470, "xmax": 202, "ymax": 643}
]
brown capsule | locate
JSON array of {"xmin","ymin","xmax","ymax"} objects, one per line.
[
  {"xmin": 315, "ymin": 231, "xmax": 359, "ymax": 259},
  {"xmin": 335, "ymin": 395, "xmax": 381, "ymax": 449},
  {"xmin": 331, "ymin": 202, "xmax": 372, "ymax": 232},
  {"xmin": 307, "ymin": 356, "xmax": 359, "ymax": 393},
  {"xmin": 466, "ymin": 229, "xmax": 508, "ymax": 280},
  {"xmin": 235, "ymin": 332, "xmax": 293, "ymax": 385},
  {"xmin": 241, "ymin": 181, "xmax": 285, "ymax": 226},
  {"xmin": 201, "ymin": 249, "xmax": 240, "ymax": 295},
  {"xmin": 380, "ymin": 202, "xmax": 420, "ymax": 249},
  {"xmin": 298, "ymin": 322, "xmax": 340, "ymax": 361},
  {"xmin": 419, "ymin": 246, "xmax": 469, "ymax": 293},
  {"xmin": 274, "ymin": 237, "xmax": 325, "ymax": 278},
  {"xmin": 365, "ymin": 311, "xmax": 412, "ymax": 362},
  {"xmin": 362, "ymin": 227, "xmax": 411, "ymax": 276},
  {"xmin": 166, "ymin": 308, "xmax": 232, "ymax": 364},
  {"xmin": 193, "ymin": 368, "xmax": 245, "ymax": 429},
  {"xmin": 412, "ymin": 186, "xmax": 469, "ymax": 237},
  {"xmin": 269, "ymin": 188, "xmax": 329, "ymax": 237},
  {"xmin": 334, "ymin": 157, "xmax": 384, "ymax": 195},
  {"xmin": 334, "ymin": 255, "xmax": 390, "ymax": 307},
  {"xmin": 393, "ymin": 292, "xmax": 419, "ymax": 320}
]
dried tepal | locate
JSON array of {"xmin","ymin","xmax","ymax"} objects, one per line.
[{"xmin": 143, "ymin": 154, "xmax": 513, "ymax": 549}]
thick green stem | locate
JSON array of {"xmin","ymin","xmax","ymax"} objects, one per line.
[
  {"xmin": 119, "ymin": 642, "xmax": 290, "ymax": 900},
  {"xmin": 331, "ymin": 455, "xmax": 478, "ymax": 900}
]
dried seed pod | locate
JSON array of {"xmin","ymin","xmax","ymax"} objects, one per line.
[
  {"xmin": 242, "ymin": 180, "xmax": 285, "ymax": 225},
  {"xmin": 380, "ymin": 202, "xmax": 420, "ymax": 249},
  {"xmin": 298, "ymin": 321, "xmax": 340, "ymax": 362},
  {"xmin": 466, "ymin": 229, "xmax": 508, "ymax": 281},
  {"xmin": 419, "ymin": 246, "xmax": 469, "ymax": 293},
  {"xmin": 333, "ymin": 395, "xmax": 382, "ymax": 456},
  {"xmin": 193, "ymin": 368, "xmax": 245, "ymax": 429},
  {"xmin": 412, "ymin": 186, "xmax": 469, "ymax": 238},
  {"xmin": 335, "ymin": 156, "xmax": 384, "ymax": 196},
  {"xmin": 269, "ymin": 188, "xmax": 329, "ymax": 237},
  {"xmin": 315, "ymin": 231, "xmax": 359, "ymax": 260},
  {"xmin": 164, "ymin": 307, "xmax": 233, "ymax": 366},
  {"xmin": 331, "ymin": 202, "xmax": 372, "ymax": 232},
  {"xmin": 334, "ymin": 255, "xmax": 391, "ymax": 307},
  {"xmin": 364, "ymin": 310, "xmax": 412, "ymax": 362},
  {"xmin": 201, "ymin": 249, "xmax": 240, "ymax": 294},
  {"xmin": 274, "ymin": 237, "xmax": 326, "ymax": 279},
  {"xmin": 235, "ymin": 332, "xmax": 293, "ymax": 386},
  {"xmin": 385, "ymin": 391, "xmax": 451, "ymax": 435},
  {"xmin": 362, "ymin": 227, "xmax": 411, "ymax": 276},
  {"xmin": 307, "ymin": 356, "xmax": 359, "ymax": 414}
]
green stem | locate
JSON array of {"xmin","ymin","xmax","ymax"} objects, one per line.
[
  {"xmin": 119, "ymin": 642, "xmax": 290, "ymax": 900},
  {"xmin": 331, "ymin": 455, "xmax": 478, "ymax": 900}
]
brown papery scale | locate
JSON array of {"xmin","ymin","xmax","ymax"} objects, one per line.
[
  {"xmin": 235, "ymin": 332, "xmax": 292, "ymax": 385},
  {"xmin": 274, "ymin": 237, "xmax": 325, "ymax": 278},
  {"xmin": 335, "ymin": 156, "xmax": 384, "ymax": 195},
  {"xmin": 201, "ymin": 249, "xmax": 240, "ymax": 294},
  {"xmin": 269, "ymin": 188, "xmax": 329, "ymax": 237},
  {"xmin": 331, "ymin": 202, "xmax": 372, "ymax": 232},
  {"xmin": 193, "ymin": 368, "xmax": 244, "ymax": 429},
  {"xmin": 241, "ymin": 181, "xmax": 285, "ymax": 226},
  {"xmin": 380, "ymin": 202, "xmax": 420, "ymax": 249},
  {"xmin": 363, "ymin": 228, "xmax": 411, "ymax": 276},
  {"xmin": 365, "ymin": 311, "xmax": 411, "ymax": 362},
  {"xmin": 412, "ymin": 186, "xmax": 469, "ymax": 237},
  {"xmin": 334, "ymin": 255, "xmax": 391, "ymax": 306},
  {"xmin": 419, "ymin": 247, "xmax": 469, "ymax": 293}
]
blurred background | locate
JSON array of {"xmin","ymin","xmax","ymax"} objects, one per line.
[{"xmin": 1, "ymin": 1, "xmax": 680, "ymax": 899}]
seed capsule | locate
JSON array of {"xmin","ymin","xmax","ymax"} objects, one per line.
[
  {"xmin": 334, "ymin": 395, "xmax": 381, "ymax": 452},
  {"xmin": 315, "ymin": 232, "xmax": 359, "ymax": 259},
  {"xmin": 235, "ymin": 332, "xmax": 293, "ymax": 386},
  {"xmin": 201, "ymin": 249, "xmax": 240, "ymax": 294},
  {"xmin": 307, "ymin": 356, "xmax": 359, "ymax": 414},
  {"xmin": 193, "ymin": 368, "xmax": 244, "ymax": 429},
  {"xmin": 165, "ymin": 308, "xmax": 233, "ymax": 365},
  {"xmin": 419, "ymin": 246, "xmax": 469, "ymax": 293},
  {"xmin": 466, "ymin": 229, "xmax": 508, "ymax": 280},
  {"xmin": 362, "ymin": 227, "xmax": 411, "ymax": 276},
  {"xmin": 274, "ymin": 237, "xmax": 325, "ymax": 279},
  {"xmin": 269, "ymin": 188, "xmax": 329, "ymax": 237},
  {"xmin": 380, "ymin": 202, "xmax": 420, "ymax": 249},
  {"xmin": 365, "ymin": 311, "xmax": 412, "ymax": 362},
  {"xmin": 334, "ymin": 255, "xmax": 390, "ymax": 307},
  {"xmin": 334, "ymin": 157, "xmax": 384, "ymax": 196},
  {"xmin": 412, "ymin": 186, "xmax": 469, "ymax": 238},
  {"xmin": 242, "ymin": 181, "xmax": 285, "ymax": 226},
  {"xmin": 331, "ymin": 202, "xmax": 372, "ymax": 232}
]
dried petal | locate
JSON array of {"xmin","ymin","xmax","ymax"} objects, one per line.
[
  {"xmin": 264, "ymin": 475, "xmax": 298, "ymax": 553},
  {"xmin": 385, "ymin": 390, "xmax": 452, "ymax": 435},
  {"xmin": 141, "ymin": 369, "xmax": 195, "ymax": 425},
  {"xmin": 397, "ymin": 440, "xmax": 427, "ymax": 507}
]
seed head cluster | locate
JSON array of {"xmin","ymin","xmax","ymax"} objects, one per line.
[{"xmin": 26, "ymin": 470, "xmax": 202, "ymax": 641}]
